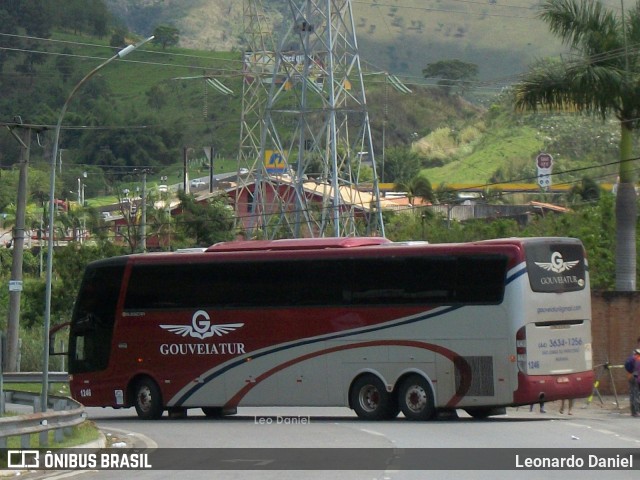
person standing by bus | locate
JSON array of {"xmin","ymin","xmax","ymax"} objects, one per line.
[
  {"xmin": 624, "ymin": 348, "xmax": 640, "ymax": 417},
  {"xmin": 529, "ymin": 401, "xmax": 545, "ymax": 413},
  {"xmin": 559, "ymin": 398, "xmax": 573, "ymax": 415}
]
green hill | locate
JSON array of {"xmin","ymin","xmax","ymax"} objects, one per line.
[
  {"xmin": 103, "ymin": 0, "xmax": 621, "ymax": 83},
  {"xmin": 425, "ymin": 124, "xmax": 544, "ymax": 185},
  {"xmin": 0, "ymin": 0, "xmax": 628, "ymax": 210}
]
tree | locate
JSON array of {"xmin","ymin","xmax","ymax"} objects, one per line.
[
  {"xmin": 422, "ymin": 59, "xmax": 479, "ymax": 96},
  {"xmin": 55, "ymin": 47, "xmax": 74, "ymax": 83},
  {"xmin": 152, "ymin": 25, "xmax": 180, "ymax": 50},
  {"xmin": 79, "ymin": 114, "xmax": 182, "ymax": 168},
  {"xmin": 146, "ymin": 84, "xmax": 168, "ymax": 110},
  {"xmin": 110, "ymin": 29, "xmax": 126, "ymax": 48},
  {"xmin": 382, "ymin": 147, "xmax": 422, "ymax": 184},
  {"xmin": 88, "ymin": 0, "xmax": 110, "ymax": 38},
  {"xmin": 10, "ymin": 0, "xmax": 52, "ymax": 84},
  {"xmin": 514, "ymin": 0, "xmax": 640, "ymax": 291},
  {"xmin": 12, "ymin": 0, "xmax": 53, "ymax": 38},
  {"xmin": 28, "ymin": 168, "xmax": 52, "ymax": 206},
  {"xmin": 396, "ymin": 174, "xmax": 435, "ymax": 206},
  {"xmin": 63, "ymin": 0, "xmax": 86, "ymax": 35},
  {"xmin": 111, "ymin": 188, "xmax": 142, "ymax": 253},
  {"xmin": 0, "ymin": 169, "xmax": 19, "ymax": 212},
  {"xmin": 176, "ymin": 192, "xmax": 235, "ymax": 247},
  {"xmin": 0, "ymin": 8, "xmax": 19, "ymax": 73},
  {"xmin": 568, "ymin": 177, "xmax": 601, "ymax": 204}
]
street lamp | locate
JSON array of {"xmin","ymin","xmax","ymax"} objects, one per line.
[{"xmin": 41, "ymin": 36, "xmax": 153, "ymax": 412}]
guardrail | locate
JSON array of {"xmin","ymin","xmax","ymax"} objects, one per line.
[
  {"xmin": 1, "ymin": 389, "xmax": 86, "ymax": 449},
  {"xmin": 2, "ymin": 371, "xmax": 69, "ymax": 383}
]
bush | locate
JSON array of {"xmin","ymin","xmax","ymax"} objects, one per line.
[{"xmin": 16, "ymin": 323, "xmax": 67, "ymax": 372}]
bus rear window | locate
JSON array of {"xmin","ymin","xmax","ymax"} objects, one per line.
[{"xmin": 525, "ymin": 242, "xmax": 586, "ymax": 293}]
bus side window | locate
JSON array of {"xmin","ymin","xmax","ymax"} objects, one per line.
[
  {"xmin": 70, "ymin": 263, "xmax": 124, "ymax": 373},
  {"xmin": 74, "ymin": 336, "xmax": 86, "ymax": 361}
]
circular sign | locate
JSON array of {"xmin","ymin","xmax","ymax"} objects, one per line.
[{"xmin": 536, "ymin": 153, "xmax": 553, "ymax": 169}]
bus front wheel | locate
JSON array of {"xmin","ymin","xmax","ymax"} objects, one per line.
[
  {"xmin": 133, "ymin": 377, "xmax": 163, "ymax": 420},
  {"xmin": 350, "ymin": 375, "xmax": 395, "ymax": 420},
  {"xmin": 398, "ymin": 374, "xmax": 435, "ymax": 421},
  {"xmin": 465, "ymin": 407, "xmax": 505, "ymax": 419}
]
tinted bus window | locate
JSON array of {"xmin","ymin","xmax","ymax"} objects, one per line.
[
  {"xmin": 525, "ymin": 242, "xmax": 586, "ymax": 293},
  {"xmin": 349, "ymin": 256, "xmax": 457, "ymax": 304},
  {"xmin": 349, "ymin": 255, "xmax": 506, "ymax": 305},
  {"xmin": 124, "ymin": 260, "xmax": 346, "ymax": 309},
  {"xmin": 123, "ymin": 254, "xmax": 507, "ymax": 310}
]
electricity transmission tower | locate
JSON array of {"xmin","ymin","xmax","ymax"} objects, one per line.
[{"xmin": 236, "ymin": 0, "xmax": 384, "ymax": 239}]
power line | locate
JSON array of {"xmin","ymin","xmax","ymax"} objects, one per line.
[
  {"xmin": 0, "ymin": 115, "xmax": 241, "ymax": 138},
  {"xmin": 0, "ymin": 32, "xmax": 236, "ymax": 63},
  {"xmin": 0, "ymin": 45, "xmax": 244, "ymax": 75},
  {"xmin": 354, "ymin": 0, "xmax": 538, "ymax": 20},
  {"xmin": 2, "ymin": 17, "xmax": 639, "ymax": 94}
]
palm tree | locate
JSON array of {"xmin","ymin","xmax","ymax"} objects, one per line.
[
  {"xmin": 514, "ymin": 0, "xmax": 640, "ymax": 291},
  {"xmin": 397, "ymin": 175, "xmax": 435, "ymax": 206}
]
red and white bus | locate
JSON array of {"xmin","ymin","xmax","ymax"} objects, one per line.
[{"xmin": 66, "ymin": 236, "xmax": 594, "ymax": 420}]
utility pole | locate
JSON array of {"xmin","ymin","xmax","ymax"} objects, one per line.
[
  {"xmin": 183, "ymin": 147, "xmax": 190, "ymax": 194},
  {"xmin": 5, "ymin": 121, "xmax": 36, "ymax": 372},
  {"xmin": 136, "ymin": 169, "xmax": 150, "ymax": 252},
  {"xmin": 208, "ymin": 146, "xmax": 214, "ymax": 194},
  {"xmin": 141, "ymin": 170, "xmax": 146, "ymax": 252}
]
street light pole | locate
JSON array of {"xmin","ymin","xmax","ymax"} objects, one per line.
[
  {"xmin": 41, "ymin": 36, "xmax": 153, "ymax": 412},
  {"xmin": 135, "ymin": 168, "xmax": 150, "ymax": 252}
]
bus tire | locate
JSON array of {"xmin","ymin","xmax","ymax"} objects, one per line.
[
  {"xmin": 465, "ymin": 407, "xmax": 505, "ymax": 419},
  {"xmin": 133, "ymin": 377, "xmax": 163, "ymax": 420},
  {"xmin": 350, "ymin": 374, "xmax": 395, "ymax": 420},
  {"xmin": 202, "ymin": 407, "xmax": 224, "ymax": 418},
  {"xmin": 398, "ymin": 374, "xmax": 435, "ymax": 421},
  {"xmin": 465, "ymin": 408, "xmax": 491, "ymax": 419},
  {"xmin": 202, "ymin": 406, "xmax": 237, "ymax": 418}
]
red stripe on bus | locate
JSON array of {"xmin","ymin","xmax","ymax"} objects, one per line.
[{"xmin": 223, "ymin": 340, "xmax": 471, "ymax": 410}]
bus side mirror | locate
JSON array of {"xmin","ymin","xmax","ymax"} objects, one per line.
[{"xmin": 49, "ymin": 322, "xmax": 70, "ymax": 355}]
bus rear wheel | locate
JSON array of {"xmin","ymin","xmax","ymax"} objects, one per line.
[
  {"xmin": 398, "ymin": 375, "xmax": 435, "ymax": 421},
  {"xmin": 202, "ymin": 407, "xmax": 224, "ymax": 418},
  {"xmin": 202, "ymin": 406, "xmax": 238, "ymax": 418},
  {"xmin": 350, "ymin": 375, "xmax": 395, "ymax": 420},
  {"xmin": 134, "ymin": 377, "xmax": 163, "ymax": 420}
]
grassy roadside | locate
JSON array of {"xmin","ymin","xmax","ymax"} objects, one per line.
[
  {"xmin": 0, "ymin": 420, "xmax": 101, "ymax": 450},
  {"xmin": 2, "ymin": 383, "xmax": 102, "ymax": 449}
]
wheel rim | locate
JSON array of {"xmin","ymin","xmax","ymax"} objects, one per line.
[
  {"xmin": 358, "ymin": 385, "xmax": 381, "ymax": 413},
  {"xmin": 404, "ymin": 385, "xmax": 427, "ymax": 413},
  {"xmin": 137, "ymin": 385, "xmax": 152, "ymax": 413}
]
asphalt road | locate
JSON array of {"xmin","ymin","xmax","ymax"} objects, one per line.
[{"xmin": 9, "ymin": 396, "xmax": 639, "ymax": 480}]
